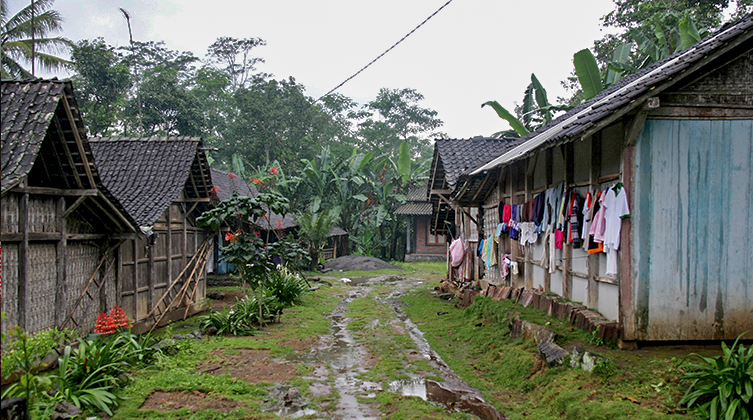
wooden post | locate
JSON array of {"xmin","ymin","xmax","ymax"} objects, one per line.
[
  {"xmin": 182, "ymin": 204, "xmax": 187, "ymax": 271},
  {"xmin": 99, "ymin": 255, "xmax": 107, "ymax": 313},
  {"xmin": 55, "ymin": 197, "xmax": 67, "ymax": 327},
  {"xmin": 133, "ymin": 239, "xmax": 139, "ymax": 321},
  {"xmin": 563, "ymin": 143, "xmax": 574, "ymax": 299},
  {"xmin": 588, "ymin": 134, "xmax": 601, "ymax": 309},
  {"xmin": 18, "ymin": 193, "xmax": 30, "ymax": 330},
  {"xmin": 619, "ymin": 146, "xmax": 636, "ymax": 331},
  {"xmin": 544, "ymin": 149, "xmax": 553, "ymax": 292},
  {"xmin": 524, "ymin": 157, "xmax": 533, "ymax": 290},
  {"xmin": 406, "ymin": 217, "xmax": 412, "ymax": 255},
  {"xmin": 116, "ymin": 243, "xmax": 123, "ymax": 307},
  {"xmin": 148, "ymin": 235, "xmax": 155, "ymax": 314},
  {"xmin": 166, "ymin": 205, "xmax": 173, "ymax": 291}
]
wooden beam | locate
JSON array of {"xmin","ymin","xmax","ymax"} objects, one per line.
[
  {"xmin": 624, "ymin": 107, "xmax": 648, "ymax": 147},
  {"xmin": 55, "ymin": 197, "xmax": 67, "ymax": 327},
  {"xmin": 1, "ymin": 232, "xmax": 61, "ymax": 242},
  {"xmin": 96, "ymin": 191, "xmax": 137, "ymax": 232},
  {"xmin": 10, "ymin": 186, "xmax": 97, "ymax": 196},
  {"xmin": 61, "ymin": 94, "xmax": 96, "ymax": 188},
  {"xmin": 470, "ymin": 171, "xmax": 492, "ymax": 203},
  {"xmin": 63, "ymin": 196, "xmax": 87, "ymax": 218},
  {"xmin": 53, "ymin": 115, "xmax": 83, "ymax": 189},
  {"xmin": 431, "ymin": 189, "xmax": 452, "ymax": 196},
  {"xmin": 544, "ymin": 149, "xmax": 552, "ymax": 292},
  {"xmin": 148, "ymin": 235, "xmax": 155, "ymax": 316},
  {"xmin": 177, "ymin": 198, "xmax": 211, "ymax": 203},
  {"xmin": 18, "ymin": 193, "xmax": 30, "ymax": 330}
]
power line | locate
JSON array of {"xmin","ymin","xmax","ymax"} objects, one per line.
[{"xmin": 314, "ymin": 0, "xmax": 454, "ymax": 103}]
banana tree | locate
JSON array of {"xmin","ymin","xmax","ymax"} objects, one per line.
[{"xmin": 483, "ymin": 73, "xmax": 570, "ymax": 137}]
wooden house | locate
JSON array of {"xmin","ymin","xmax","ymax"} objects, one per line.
[
  {"xmin": 395, "ymin": 184, "xmax": 447, "ymax": 261},
  {"xmin": 441, "ymin": 14, "xmax": 753, "ymax": 342},
  {"xmin": 428, "ymin": 136, "xmax": 523, "ymax": 278},
  {"xmin": 89, "ymin": 137, "xmax": 214, "ymax": 331},
  {"xmin": 1, "ymin": 80, "xmax": 138, "ymax": 338}
]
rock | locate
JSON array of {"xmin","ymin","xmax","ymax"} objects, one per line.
[
  {"xmin": 537, "ymin": 340, "xmax": 569, "ymax": 366},
  {"xmin": 569, "ymin": 345, "xmax": 605, "ymax": 372},
  {"xmin": 204, "ymin": 326, "xmax": 218, "ymax": 336},
  {"xmin": 1, "ymin": 397, "xmax": 27, "ymax": 420},
  {"xmin": 153, "ymin": 339, "xmax": 179, "ymax": 356},
  {"xmin": 49, "ymin": 400, "xmax": 82, "ymax": 419},
  {"xmin": 309, "ymin": 285, "xmax": 320, "ymax": 292},
  {"xmin": 207, "ymin": 291, "xmax": 226, "ymax": 300},
  {"xmin": 191, "ymin": 330, "xmax": 202, "ymax": 339},
  {"xmin": 172, "ymin": 334, "xmax": 185, "ymax": 340}
]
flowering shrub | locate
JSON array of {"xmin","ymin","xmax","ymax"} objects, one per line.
[{"xmin": 94, "ymin": 305, "xmax": 132, "ymax": 335}]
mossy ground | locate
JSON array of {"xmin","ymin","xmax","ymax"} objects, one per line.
[{"xmin": 112, "ymin": 261, "xmax": 718, "ymax": 419}]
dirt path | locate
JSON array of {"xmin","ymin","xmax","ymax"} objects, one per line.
[{"xmin": 281, "ymin": 274, "xmax": 505, "ymax": 420}]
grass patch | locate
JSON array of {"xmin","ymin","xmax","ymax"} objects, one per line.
[{"xmin": 401, "ymin": 282, "xmax": 699, "ymax": 419}]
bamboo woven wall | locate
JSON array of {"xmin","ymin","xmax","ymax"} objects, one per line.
[
  {"xmin": 65, "ymin": 243, "xmax": 103, "ymax": 335},
  {"xmin": 1, "ymin": 244, "xmax": 19, "ymax": 337},
  {"xmin": 2, "ymin": 195, "xmax": 19, "ymax": 233},
  {"xmin": 26, "ymin": 244, "xmax": 57, "ymax": 334}
]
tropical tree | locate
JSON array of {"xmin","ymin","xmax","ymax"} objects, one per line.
[
  {"xmin": 483, "ymin": 74, "xmax": 570, "ymax": 137},
  {"xmin": 295, "ymin": 209, "xmax": 338, "ymax": 267},
  {"xmin": 70, "ymin": 38, "xmax": 131, "ymax": 136},
  {"xmin": 0, "ymin": 0, "xmax": 73, "ymax": 78},
  {"xmin": 355, "ymin": 88, "xmax": 443, "ymax": 161}
]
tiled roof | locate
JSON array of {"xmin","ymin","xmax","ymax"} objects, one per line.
[
  {"xmin": 210, "ymin": 168, "xmax": 257, "ymax": 201},
  {"xmin": 1, "ymin": 80, "xmax": 68, "ymax": 191},
  {"xmin": 432, "ymin": 136, "xmax": 523, "ymax": 191},
  {"xmin": 473, "ymin": 12, "xmax": 753, "ymax": 173},
  {"xmin": 397, "ymin": 183, "xmax": 432, "ymax": 215},
  {"xmin": 406, "ymin": 183, "xmax": 429, "ymax": 202},
  {"xmin": 252, "ymin": 211, "xmax": 298, "ymax": 231},
  {"xmin": 90, "ymin": 137, "xmax": 208, "ymax": 226},
  {"xmin": 395, "ymin": 202, "xmax": 433, "ymax": 215}
]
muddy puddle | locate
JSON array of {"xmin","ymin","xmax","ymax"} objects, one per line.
[{"xmin": 284, "ymin": 274, "xmax": 506, "ymax": 420}]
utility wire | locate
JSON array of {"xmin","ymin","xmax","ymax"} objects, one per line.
[{"xmin": 314, "ymin": 0, "xmax": 454, "ymax": 103}]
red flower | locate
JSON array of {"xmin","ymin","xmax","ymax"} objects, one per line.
[
  {"xmin": 210, "ymin": 186, "xmax": 220, "ymax": 194},
  {"xmin": 270, "ymin": 166, "xmax": 278, "ymax": 175},
  {"xmin": 254, "ymin": 231, "xmax": 261, "ymax": 238},
  {"xmin": 227, "ymin": 172, "xmax": 238, "ymax": 180},
  {"xmin": 275, "ymin": 219, "xmax": 284, "ymax": 230},
  {"xmin": 109, "ymin": 305, "xmax": 132, "ymax": 329},
  {"xmin": 225, "ymin": 232, "xmax": 235, "ymax": 242},
  {"xmin": 252, "ymin": 178, "xmax": 263, "ymax": 185}
]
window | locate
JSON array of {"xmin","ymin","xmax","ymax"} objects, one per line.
[{"xmin": 428, "ymin": 230, "xmax": 446, "ymax": 245}]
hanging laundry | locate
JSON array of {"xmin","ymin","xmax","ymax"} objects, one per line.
[
  {"xmin": 603, "ymin": 184, "xmax": 630, "ymax": 275},
  {"xmin": 449, "ymin": 237, "xmax": 466, "ymax": 267},
  {"xmin": 569, "ymin": 192, "xmax": 582, "ymax": 249},
  {"xmin": 501, "ymin": 254, "xmax": 511, "ymax": 277},
  {"xmin": 581, "ymin": 191, "xmax": 592, "ymax": 242}
]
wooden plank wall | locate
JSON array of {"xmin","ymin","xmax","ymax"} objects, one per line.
[{"xmin": 118, "ymin": 202, "xmax": 208, "ymax": 323}]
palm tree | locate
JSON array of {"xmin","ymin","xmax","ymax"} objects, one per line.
[{"xmin": 1, "ymin": 0, "xmax": 73, "ymax": 79}]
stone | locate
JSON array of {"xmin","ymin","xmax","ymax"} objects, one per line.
[
  {"xmin": 204, "ymin": 326, "xmax": 218, "ymax": 336},
  {"xmin": 206, "ymin": 291, "xmax": 226, "ymax": 300},
  {"xmin": 49, "ymin": 400, "xmax": 82, "ymax": 419},
  {"xmin": 172, "ymin": 334, "xmax": 185, "ymax": 340}
]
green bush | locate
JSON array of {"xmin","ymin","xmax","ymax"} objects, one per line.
[
  {"xmin": 680, "ymin": 334, "xmax": 753, "ymax": 420},
  {"xmin": 267, "ymin": 266, "xmax": 310, "ymax": 307},
  {"xmin": 201, "ymin": 292, "xmax": 284, "ymax": 335}
]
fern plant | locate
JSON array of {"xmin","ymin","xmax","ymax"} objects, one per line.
[{"xmin": 680, "ymin": 333, "xmax": 753, "ymax": 420}]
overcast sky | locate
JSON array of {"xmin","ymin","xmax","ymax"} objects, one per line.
[{"xmin": 8, "ymin": 0, "xmax": 619, "ymax": 139}]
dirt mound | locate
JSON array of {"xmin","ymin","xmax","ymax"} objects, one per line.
[
  {"xmin": 140, "ymin": 390, "xmax": 242, "ymax": 412},
  {"xmin": 323, "ymin": 255, "xmax": 403, "ymax": 272}
]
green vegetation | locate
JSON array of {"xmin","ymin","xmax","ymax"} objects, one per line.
[
  {"xmin": 679, "ymin": 335, "xmax": 753, "ymax": 420},
  {"xmin": 401, "ymin": 282, "xmax": 709, "ymax": 420}
]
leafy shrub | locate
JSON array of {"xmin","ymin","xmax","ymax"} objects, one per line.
[
  {"xmin": 201, "ymin": 292, "xmax": 284, "ymax": 335},
  {"xmin": 267, "ymin": 266, "xmax": 310, "ymax": 307},
  {"xmin": 1, "ymin": 327, "xmax": 71, "ymax": 406},
  {"xmin": 679, "ymin": 334, "xmax": 753, "ymax": 420}
]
